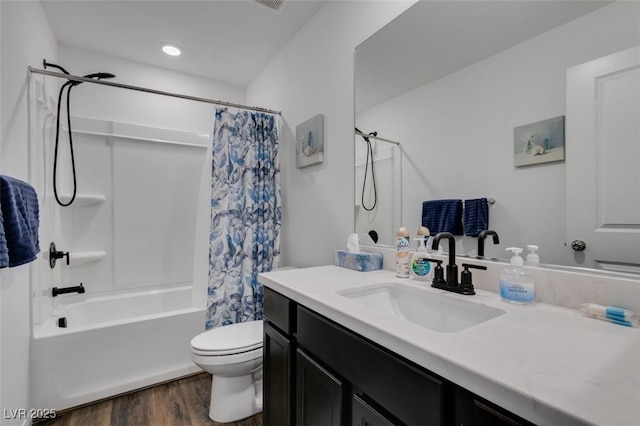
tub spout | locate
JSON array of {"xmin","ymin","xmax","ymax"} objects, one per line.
[{"xmin": 52, "ymin": 283, "xmax": 85, "ymax": 297}]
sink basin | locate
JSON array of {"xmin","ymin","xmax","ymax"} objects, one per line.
[{"xmin": 338, "ymin": 283, "xmax": 505, "ymax": 333}]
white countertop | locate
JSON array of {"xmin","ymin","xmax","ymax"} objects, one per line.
[{"xmin": 258, "ymin": 265, "xmax": 640, "ymax": 426}]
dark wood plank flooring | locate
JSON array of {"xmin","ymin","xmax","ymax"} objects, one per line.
[{"xmin": 39, "ymin": 373, "xmax": 263, "ymax": 426}]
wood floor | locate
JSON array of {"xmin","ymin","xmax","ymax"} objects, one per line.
[{"xmin": 39, "ymin": 373, "xmax": 263, "ymax": 426}]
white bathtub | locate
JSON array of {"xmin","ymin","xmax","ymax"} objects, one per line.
[{"xmin": 31, "ymin": 286, "xmax": 205, "ymax": 411}]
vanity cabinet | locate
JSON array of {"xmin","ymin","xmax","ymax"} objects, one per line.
[{"xmin": 263, "ymin": 287, "xmax": 534, "ymax": 426}]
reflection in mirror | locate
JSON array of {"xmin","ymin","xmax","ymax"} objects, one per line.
[
  {"xmin": 355, "ymin": 0, "xmax": 640, "ymax": 273},
  {"xmin": 355, "ymin": 130, "xmax": 402, "ymax": 246}
]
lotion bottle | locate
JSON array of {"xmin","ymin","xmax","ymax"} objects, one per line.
[
  {"xmin": 410, "ymin": 238, "xmax": 433, "ymax": 282},
  {"xmin": 395, "ymin": 227, "xmax": 410, "ymax": 278},
  {"xmin": 500, "ymin": 247, "xmax": 535, "ymax": 304}
]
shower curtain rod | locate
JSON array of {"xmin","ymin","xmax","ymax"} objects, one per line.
[
  {"xmin": 354, "ymin": 130, "xmax": 400, "ymax": 146},
  {"xmin": 28, "ymin": 66, "xmax": 282, "ymax": 116}
]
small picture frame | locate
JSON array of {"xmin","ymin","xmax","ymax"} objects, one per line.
[
  {"xmin": 514, "ymin": 116, "xmax": 565, "ymax": 167},
  {"xmin": 296, "ymin": 114, "xmax": 324, "ymax": 168}
]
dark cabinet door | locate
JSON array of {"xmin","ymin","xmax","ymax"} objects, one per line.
[
  {"xmin": 352, "ymin": 394, "xmax": 399, "ymax": 426},
  {"xmin": 296, "ymin": 349, "xmax": 344, "ymax": 426},
  {"xmin": 264, "ymin": 321, "xmax": 293, "ymax": 426}
]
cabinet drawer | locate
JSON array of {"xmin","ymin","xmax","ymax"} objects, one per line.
[
  {"xmin": 297, "ymin": 306, "xmax": 445, "ymax": 426},
  {"xmin": 264, "ymin": 287, "xmax": 294, "ymax": 335},
  {"xmin": 454, "ymin": 387, "xmax": 535, "ymax": 426}
]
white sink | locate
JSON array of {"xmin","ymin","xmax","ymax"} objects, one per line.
[{"xmin": 338, "ymin": 283, "xmax": 505, "ymax": 333}]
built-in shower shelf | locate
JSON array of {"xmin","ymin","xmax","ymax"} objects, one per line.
[
  {"xmin": 58, "ymin": 194, "xmax": 106, "ymax": 207},
  {"xmin": 68, "ymin": 251, "xmax": 106, "ymax": 267}
]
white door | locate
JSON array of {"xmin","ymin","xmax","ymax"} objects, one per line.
[{"xmin": 566, "ymin": 45, "xmax": 640, "ymax": 273}]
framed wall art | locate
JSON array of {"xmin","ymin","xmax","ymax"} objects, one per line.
[
  {"xmin": 514, "ymin": 116, "xmax": 565, "ymax": 167},
  {"xmin": 296, "ymin": 114, "xmax": 324, "ymax": 168}
]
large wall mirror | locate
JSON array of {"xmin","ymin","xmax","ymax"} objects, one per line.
[{"xmin": 355, "ymin": 0, "xmax": 640, "ymax": 274}]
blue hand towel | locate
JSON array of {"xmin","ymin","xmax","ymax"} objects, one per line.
[
  {"xmin": 422, "ymin": 199, "xmax": 463, "ymax": 235},
  {"xmin": 463, "ymin": 198, "xmax": 489, "ymax": 237},
  {"xmin": 0, "ymin": 176, "xmax": 40, "ymax": 267},
  {"xmin": 0, "ymin": 204, "xmax": 8, "ymax": 268}
]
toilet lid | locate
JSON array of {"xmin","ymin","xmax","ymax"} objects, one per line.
[{"xmin": 191, "ymin": 320, "xmax": 263, "ymax": 354}]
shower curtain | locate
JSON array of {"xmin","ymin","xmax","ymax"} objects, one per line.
[{"xmin": 205, "ymin": 108, "xmax": 281, "ymax": 329}]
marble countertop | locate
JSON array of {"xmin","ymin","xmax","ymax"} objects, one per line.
[{"xmin": 258, "ymin": 265, "xmax": 640, "ymax": 426}]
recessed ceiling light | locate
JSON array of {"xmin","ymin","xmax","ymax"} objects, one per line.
[{"xmin": 162, "ymin": 44, "xmax": 181, "ymax": 56}]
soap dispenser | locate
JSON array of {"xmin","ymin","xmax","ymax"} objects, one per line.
[
  {"xmin": 500, "ymin": 247, "xmax": 535, "ymax": 304},
  {"xmin": 526, "ymin": 245, "xmax": 539, "ymax": 265},
  {"xmin": 410, "ymin": 238, "xmax": 433, "ymax": 282},
  {"xmin": 416, "ymin": 226, "xmax": 432, "ymax": 252}
]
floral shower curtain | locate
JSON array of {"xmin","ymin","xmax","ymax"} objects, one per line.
[{"xmin": 205, "ymin": 108, "xmax": 281, "ymax": 329}]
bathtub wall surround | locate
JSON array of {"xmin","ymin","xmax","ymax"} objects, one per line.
[
  {"xmin": 362, "ymin": 244, "xmax": 640, "ymax": 313},
  {"xmin": 28, "ymin": 81, "xmax": 210, "ymax": 326}
]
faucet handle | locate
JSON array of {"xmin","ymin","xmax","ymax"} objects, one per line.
[
  {"xmin": 49, "ymin": 242, "xmax": 69, "ymax": 268},
  {"xmin": 460, "ymin": 263, "xmax": 487, "ymax": 294},
  {"xmin": 425, "ymin": 259, "xmax": 445, "ymax": 284}
]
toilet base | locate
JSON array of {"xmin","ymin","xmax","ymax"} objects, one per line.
[{"xmin": 209, "ymin": 367, "xmax": 263, "ymax": 422}]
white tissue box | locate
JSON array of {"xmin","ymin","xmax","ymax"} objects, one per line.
[{"xmin": 334, "ymin": 250, "xmax": 383, "ymax": 272}]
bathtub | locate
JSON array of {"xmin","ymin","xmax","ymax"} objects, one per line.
[{"xmin": 31, "ymin": 285, "xmax": 205, "ymax": 411}]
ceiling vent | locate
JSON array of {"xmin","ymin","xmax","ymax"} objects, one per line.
[{"xmin": 255, "ymin": 0, "xmax": 285, "ymax": 11}]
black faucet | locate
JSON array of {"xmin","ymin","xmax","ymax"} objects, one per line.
[
  {"xmin": 431, "ymin": 232, "xmax": 458, "ymax": 286},
  {"xmin": 477, "ymin": 230, "xmax": 500, "ymax": 257},
  {"xmin": 52, "ymin": 283, "xmax": 85, "ymax": 297}
]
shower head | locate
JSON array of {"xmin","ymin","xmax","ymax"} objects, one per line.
[
  {"xmin": 85, "ymin": 72, "xmax": 116, "ymax": 80},
  {"xmin": 69, "ymin": 72, "xmax": 116, "ymax": 87},
  {"xmin": 355, "ymin": 127, "xmax": 377, "ymax": 143}
]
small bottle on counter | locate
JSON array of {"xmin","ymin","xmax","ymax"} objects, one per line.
[
  {"xmin": 500, "ymin": 247, "xmax": 535, "ymax": 304},
  {"xmin": 395, "ymin": 227, "xmax": 410, "ymax": 278}
]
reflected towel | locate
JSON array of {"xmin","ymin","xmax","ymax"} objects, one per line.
[
  {"xmin": 0, "ymin": 175, "xmax": 40, "ymax": 267},
  {"xmin": 421, "ymin": 199, "xmax": 463, "ymax": 235},
  {"xmin": 464, "ymin": 198, "xmax": 489, "ymax": 237}
]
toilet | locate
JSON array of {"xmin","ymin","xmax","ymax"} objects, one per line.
[{"xmin": 190, "ymin": 320, "xmax": 264, "ymax": 423}]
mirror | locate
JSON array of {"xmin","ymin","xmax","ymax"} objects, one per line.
[{"xmin": 355, "ymin": 0, "xmax": 640, "ymax": 272}]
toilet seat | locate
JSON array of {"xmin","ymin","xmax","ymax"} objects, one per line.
[{"xmin": 191, "ymin": 320, "xmax": 263, "ymax": 356}]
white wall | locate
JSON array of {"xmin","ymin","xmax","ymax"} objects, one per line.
[
  {"xmin": 58, "ymin": 45, "xmax": 245, "ymax": 134},
  {"xmin": 357, "ymin": 1, "xmax": 640, "ymax": 265},
  {"xmin": 246, "ymin": 1, "xmax": 416, "ymax": 267},
  {"xmin": 0, "ymin": 1, "xmax": 58, "ymax": 423}
]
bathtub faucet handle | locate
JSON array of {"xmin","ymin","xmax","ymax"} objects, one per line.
[{"xmin": 49, "ymin": 242, "xmax": 69, "ymax": 268}]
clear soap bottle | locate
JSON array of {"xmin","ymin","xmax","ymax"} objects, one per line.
[{"xmin": 500, "ymin": 247, "xmax": 535, "ymax": 304}]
